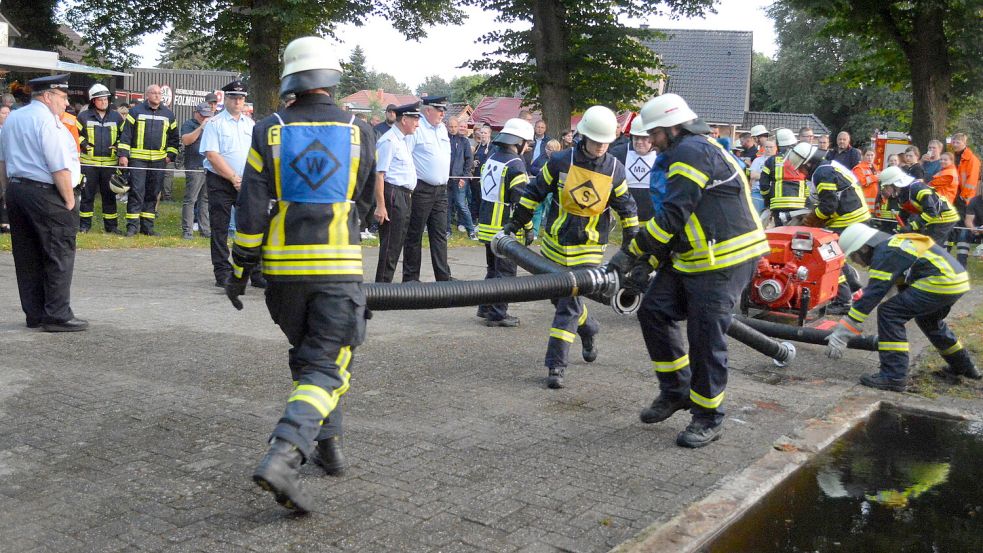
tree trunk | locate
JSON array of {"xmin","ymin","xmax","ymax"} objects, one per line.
[
  {"xmin": 530, "ymin": 0, "xmax": 573, "ymax": 134},
  {"xmin": 905, "ymin": 3, "xmax": 950, "ymax": 152},
  {"xmin": 248, "ymin": 0, "xmax": 283, "ymax": 118}
]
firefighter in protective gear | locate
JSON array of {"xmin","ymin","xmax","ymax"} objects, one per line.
[
  {"xmin": 878, "ymin": 166, "xmax": 958, "ymax": 245},
  {"xmin": 76, "ymin": 84, "xmax": 124, "ymax": 233},
  {"xmin": 502, "ymin": 105, "xmax": 639, "ymax": 389},
  {"xmin": 788, "ymin": 140, "xmax": 870, "ymax": 313},
  {"xmin": 476, "ymin": 118, "xmax": 533, "ymax": 326},
  {"xmin": 608, "ymin": 93, "xmax": 769, "ymax": 449},
  {"xmin": 117, "ymin": 85, "xmax": 179, "ymax": 236},
  {"xmin": 829, "ymin": 223, "xmax": 979, "ymax": 391},
  {"xmin": 612, "ymin": 117, "xmax": 659, "ymax": 220},
  {"xmin": 758, "ymin": 127, "xmax": 807, "ymax": 225},
  {"xmin": 230, "ymin": 36, "xmax": 377, "ymax": 513}
]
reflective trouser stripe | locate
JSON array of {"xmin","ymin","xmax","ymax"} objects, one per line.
[
  {"xmin": 549, "ymin": 328, "xmax": 576, "ymax": 343},
  {"xmin": 652, "ymin": 355, "xmax": 689, "ymax": 373},
  {"xmin": 690, "ymin": 389, "xmax": 725, "ymax": 409}
]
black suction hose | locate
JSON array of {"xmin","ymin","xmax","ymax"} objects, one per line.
[
  {"xmin": 727, "ymin": 319, "xmax": 797, "ymax": 368},
  {"xmin": 735, "ymin": 315, "xmax": 879, "ymax": 351},
  {"xmin": 363, "ymin": 268, "xmax": 618, "ymax": 311}
]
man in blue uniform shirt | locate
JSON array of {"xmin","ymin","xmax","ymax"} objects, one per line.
[
  {"xmin": 373, "ymin": 102, "xmax": 420, "ymax": 283},
  {"xmin": 0, "ymin": 74, "xmax": 88, "ymax": 332}
]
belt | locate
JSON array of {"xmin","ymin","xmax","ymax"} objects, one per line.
[
  {"xmin": 9, "ymin": 177, "xmax": 54, "ymax": 188},
  {"xmin": 385, "ymin": 182, "xmax": 414, "ymax": 193},
  {"xmin": 417, "ymin": 179, "xmax": 446, "ymax": 187}
]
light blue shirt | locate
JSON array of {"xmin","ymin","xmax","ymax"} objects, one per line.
[
  {"xmin": 199, "ymin": 109, "xmax": 254, "ymax": 177},
  {"xmin": 0, "ymin": 100, "xmax": 80, "ymax": 186},
  {"xmin": 409, "ymin": 117, "xmax": 450, "ymax": 186},
  {"xmin": 376, "ymin": 125, "xmax": 417, "ymax": 190}
]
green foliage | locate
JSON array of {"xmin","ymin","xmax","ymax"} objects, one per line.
[
  {"xmin": 338, "ymin": 46, "xmax": 370, "ymax": 97},
  {"xmin": 753, "ymin": 2, "xmax": 912, "ymax": 142},
  {"xmin": 416, "ymin": 75, "xmax": 453, "ymax": 99},
  {"xmin": 449, "ymin": 74, "xmax": 498, "ymax": 107},
  {"xmin": 2, "ymin": 0, "xmax": 65, "ymax": 50},
  {"xmin": 464, "ymin": 0, "xmax": 714, "ymax": 117},
  {"xmin": 366, "ymin": 71, "xmax": 411, "ymax": 95},
  {"xmin": 158, "ymin": 28, "xmax": 224, "ymax": 70}
]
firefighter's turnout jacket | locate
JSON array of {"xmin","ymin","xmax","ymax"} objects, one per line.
[
  {"xmin": 511, "ymin": 144, "xmax": 639, "ymax": 267},
  {"xmin": 627, "ymin": 133, "xmax": 768, "ymax": 273},
  {"xmin": 476, "ymin": 149, "xmax": 529, "ymax": 243},
  {"xmin": 231, "ymin": 94, "xmax": 377, "ymax": 282},
  {"xmin": 77, "ymin": 108, "xmax": 124, "ymax": 166},
  {"xmin": 845, "ymin": 234, "xmax": 969, "ymax": 326},
  {"xmin": 758, "ymin": 151, "xmax": 807, "ymax": 211},
  {"xmin": 812, "ymin": 160, "xmax": 871, "ymax": 229},
  {"xmin": 118, "ymin": 101, "xmax": 179, "ymax": 162},
  {"xmin": 897, "ymin": 180, "xmax": 959, "ymax": 231}
]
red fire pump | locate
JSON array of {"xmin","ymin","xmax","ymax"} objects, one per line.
[{"xmin": 742, "ymin": 226, "xmax": 846, "ymax": 326}]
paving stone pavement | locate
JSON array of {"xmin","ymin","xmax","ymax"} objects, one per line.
[{"xmin": 0, "ymin": 246, "xmax": 979, "ymax": 552}]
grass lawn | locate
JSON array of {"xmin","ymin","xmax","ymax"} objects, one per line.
[{"xmin": 0, "ymin": 176, "xmax": 484, "ymax": 252}]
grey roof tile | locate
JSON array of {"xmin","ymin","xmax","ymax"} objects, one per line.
[{"xmin": 742, "ymin": 111, "xmax": 830, "ymax": 136}]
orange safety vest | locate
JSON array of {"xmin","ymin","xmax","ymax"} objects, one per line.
[
  {"xmin": 929, "ymin": 165, "xmax": 959, "ymax": 204},
  {"xmin": 956, "ymin": 147, "xmax": 981, "ymax": 202},
  {"xmin": 60, "ymin": 112, "xmax": 81, "ymax": 153},
  {"xmin": 852, "ymin": 161, "xmax": 879, "ymax": 212}
]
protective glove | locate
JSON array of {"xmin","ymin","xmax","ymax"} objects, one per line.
[
  {"xmin": 523, "ymin": 228, "xmax": 536, "ymax": 246},
  {"xmin": 896, "ymin": 224, "xmax": 913, "ymax": 234},
  {"xmin": 606, "ymin": 248, "xmax": 637, "ymax": 279},
  {"xmin": 825, "ymin": 317, "xmax": 862, "ymax": 359},
  {"xmin": 624, "ymin": 257, "xmax": 653, "ymax": 293},
  {"xmin": 225, "ymin": 274, "xmax": 249, "ymax": 310},
  {"xmin": 500, "ymin": 221, "xmax": 519, "ymax": 236}
]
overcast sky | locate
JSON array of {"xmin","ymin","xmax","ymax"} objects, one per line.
[{"xmin": 135, "ymin": 0, "xmax": 777, "ymax": 91}]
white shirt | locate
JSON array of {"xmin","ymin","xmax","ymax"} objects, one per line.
[
  {"xmin": 625, "ymin": 150, "xmax": 658, "ymax": 189},
  {"xmin": 0, "ymin": 100, "xmax": 80, "ymax": 187},
  {"xmin": 409, "ymin": 117, "xmax": 450, "ymax": 186},
  {"xmin": 200, "ymin": 109, "xmax": 254, "ymax": 176},
  {"xmin": 377, "ymin": 125, "xmax": 417, "ymax": 190},
  {"xmin": 749, "ymin": 155, "xmax": 769, "ymax": 189}
]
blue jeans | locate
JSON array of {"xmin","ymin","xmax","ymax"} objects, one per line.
[
  {"xmin": 750, "ymin": 187, "xmax": 765, "ymax": 216},
  {"xmin": 447, "ymin": 181, "xmax": 474, "ymax": 233}
]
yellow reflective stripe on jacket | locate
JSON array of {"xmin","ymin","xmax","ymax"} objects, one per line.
[
  {"xmin": 262, "ymin": 245, "xmax": 362, "ymax": 260},
  {"xmin": 621, "ymin": 216, "xmax": 639, "ymax": 228},
  {"xmin": 644, "ymin": 218, "xmax": 673, "ymax": 244},
  {"xmin": 653, "ymin": 355, "xmax": 689, "ymax": 373},
  {"xmin": 541, "ymin": 243, "xmax": 604, "ymax": 267},
  {"xmin": 673, "ymin": 227, "xmax": 769, "ymax": 272},
  {"xmin": 519, "ymin": 196, "xmax": 539, "ymax": 210},
  {"xmin": 878, "ymin": 341, "xmax": 909, "ymax": 352},
  {"xmin": 911, "ymin": 274, "xmax": 970, "ymax": 295},
  {"xmin": 247, "ymin": 148, "xmax": 264, "ymax": 173},
  {"xmin": 262, "ymin": 260, "xmax": 364, "ymax": 276},
  {"xmin": 613, "ymin": 181, "xmax": 629, "ymax": 197},
  {"xmin": 234, "ymin": 232, "xmax": 264, "ymax": 248},
  {"xmin": 690, "ymin": 389, "xmax": 724, "ymax": 409},
  {"xmin": 826, "ymin": 205, "xmax": 871, "ymax": 228},
  {"xmin": 868, "ymin": 269, "xmax": 893, "ymax": 281},
  {"xmin": 668, "ymin": 162, "xmax": 710, "ymax": 188}
]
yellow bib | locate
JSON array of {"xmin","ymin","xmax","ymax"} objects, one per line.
[{"xmin": 559, "ymin": 155, "xmax": 614, "ymax": 217}]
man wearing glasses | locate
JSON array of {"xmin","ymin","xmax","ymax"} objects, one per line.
[{"xmin": 0, "ymin": 74, "xmax": 88, "ymax": 332}]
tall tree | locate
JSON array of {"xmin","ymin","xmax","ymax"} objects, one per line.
[
  {"xmin": 366, "ymin": 71, "xmax": 412, "ymax": 95},
  {"xmin": 338, "ymin": 46, "xmax": 370, "ymax": 97},
  {"xmin": 2, "ymin": 0, "xmax": 64, "ymax": 50},
  {"xmin": 778, "ymin": 0, "xmax": 983, "ymax": 150},
  {"xmin": 464, "ymin": 0, "xmax": 714, "ymax": 133},
  {"xmin": 416, "ymin": 75, "xmax": 453, "ymax": 99},
  {"xmin": 70, "ymin": 0, "xmax": 460, "ymax": 116}
]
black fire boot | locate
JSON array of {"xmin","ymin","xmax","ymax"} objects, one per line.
[
  {"xmin": 125, "ymin": 225, "xmax": 138, "ymax": 237},
  {"xmin": 860, "ymin": 372, "xmax": 908, "ymax": 392},
  {"xmin": 252, "ymin": 438, "xmax": 314, "ymax": 513},
  {"xmin": 581, "ymin": 334, "xmax": 598, "ymax": 363},
  {"xmin": 311, "ymin": 436, "xmax": 346, "ymax": 476},
  {"xmin": 676, "ymin": 419, "xmax": 723, "ymax": 448},
  {"xmin": 942, "ymin": 350, "xmax": 982, "ymax": 380},
  {"xmin": 640, "ymin": 394, "xmax": 692, "ymax": 424},
  {"xmin": 546, "ymin": 367, "xmax": 564, "ymax": 389}
]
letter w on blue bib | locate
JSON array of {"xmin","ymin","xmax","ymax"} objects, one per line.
[{"xmin": 279, "ymin": 125, "xmax": 352, "ymax": 203}]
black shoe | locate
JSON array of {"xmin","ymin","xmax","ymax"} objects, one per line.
[
  {"xmin": 182, "ymin": 231, "xmax": 193, "ymax": 240},
  {"xmin": 485, "ymin": 315, "xmax": 519, "ymax": 327},
  {"xmin": 125, "ymin": 227, "xmax": 138, "ymax": 237},
  {"xmin": 26, "ymin": 320, "xmax": 41, "ymax": 329},
  {"xmin": 78, "ymin": 226, "xmax": 90, "ymax": 234},
  {"xmin": 42, "ymin": 318, "xmax": 89, "ymax": 332},
  {"xmin": 251, "ymin": 276, "xmax": 268, "ymax": 289},
  {"xmin": 105, "ymin": 227, "xmax": 118, "ymax": 234},
  {"xmin": 310, "ymin": 436, "xmax": 346, "ymax": 476},
  {"xmin": 676, "ymin": 419, "xmax": 723, "ymax": 448},
  {"xmin": 640, "ymin": 394, "xmax": 692, "ymax": 424},
  {"xmin": 215, "ymin": 279, "xmax": 228, "ymax": 288},
  {"xmin": 476, "ymin": 307, "xmax": 490, "ymax": 319},
  {"xmin": 252, "ymin": 439, "xmax": 314, "ymax": 513},
  {"xmin": 141, "ymin": 230, "xmax": 161, "ymax": 237},
  {"xmin": 547, "ymin": 367, "xmax": 565, "ymax": 389},
  {"xmin": 860, "ymin": 373, "xmax": 908, "ymax": 392},
  {"xmin": 826, "ymin": 301, "xmax": 852, "ymax": 316},
  {"xmin": 942, "ymin": 351, "xmax": 982, "ymax": 380},
  {"xmin": 582, "ymin": 334, "xmax": 598, "ymax": 363},
  {"xmin": 201, "ymin": 232, "xmax": 211, "ymax": 239}
]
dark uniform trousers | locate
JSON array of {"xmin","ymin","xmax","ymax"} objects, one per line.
[
  {"xmin": 207, "ymin": 171, "xmax": 261, "ymax": 284},
  {"xmin": 638, "ymin": 261, "xmax": 755, "ymax": 424},
  {"xmin": 126, "ymin": 159, "xmax": 165, "ymax": 233},
  {"xmin": 265, "ymin": 281, "xmax": 366, "ymax": 458},
  {"xmin": 545, "ymin": 295, "xmax": 600, "ymax": 370},
  {"xmin": 6, "ymin": 179, "xmax": 79, "ymax": 325},
  {"xmin": 629, "ymin": 188, "xmax": 655, "ymax": 222},
  {"xmin": 402, "ymin": 181, "xmax": 451, "ymax": 282},
  {"xmin": 876, "ymin": 287, "xmax": 968, "ymax": 380},
  {"xmin": 480, "ymin": 243, "xmax": 517, "ymax": 320},
  {"xmin": 375, "ymin": 182, "xmax": 413, "ymax": 283},
  {"xmin": 923, "ymin": 222, "xmax": 955, "ymax": 248},
  {"xmin": 80, "ymin": 166, "xmax": 118, "ymax": 231}
]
